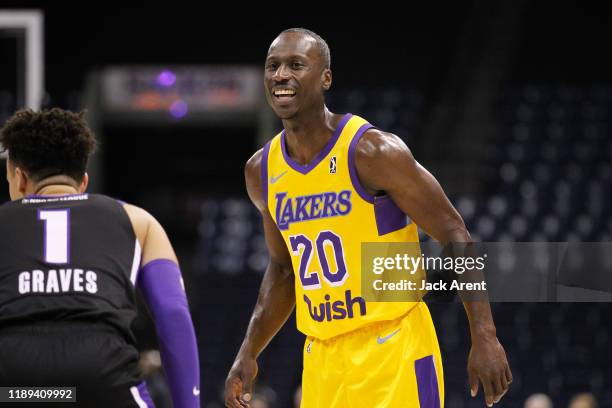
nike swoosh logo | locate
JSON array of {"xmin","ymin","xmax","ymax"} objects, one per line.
[
  {"xmin": 270, "ymin": 170, "xmax": 288, "ymax": 184},
  {"xmin": 377, "ymin": 328, "xmax": 401, "ymax": 344},
  {"xmin": 193, "ymin": 386, "xmax": 200, "ymax": 396}
]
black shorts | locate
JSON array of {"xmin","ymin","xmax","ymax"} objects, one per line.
[{"xmin": 0, "ymin": 322, "xmax": 155, "ymax": 408}]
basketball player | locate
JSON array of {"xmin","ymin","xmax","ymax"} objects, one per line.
[
  {"xmin": 0, "ymin": 109, "xmax": 200, "ymax": 407},
  {"xmin": 225, "ymin": 29, "xmax": 512, "ymax": 408}
]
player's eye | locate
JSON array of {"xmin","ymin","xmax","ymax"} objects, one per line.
[{"xmin": 266, "ymin": 63, "xmax": 278, "ymax": 71}]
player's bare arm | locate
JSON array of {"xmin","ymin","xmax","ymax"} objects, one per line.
[
  {"xmin": 123, "ymin": 203, "xmax": 200, "ymax": 408},
  {"xmin": 123, "ymin": 203, "xmax": 178, "ymax": 264},
  {"xmin": 225, "ymin": 149, "xmax": 296, "ymax": 408},
  {"xmin": 354, "ymin": 128, "xmax": 513, "ymax": 406}
]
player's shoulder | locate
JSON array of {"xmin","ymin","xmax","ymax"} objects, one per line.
[
  {"xmin": 244, "ymin": 147, "xmax": 267, "ymax": 211},
  {"xmin": 245, "ymin": 147, "xmax": 264, "ymax": 180},
  {"xmin": 120, "ymin": 202, "xmax": 177, "ymax": 264},
  {"xmin": 355, "ymin": 127, "xmax": 411, "ymax": 164},
  {"xmin": 121, "ymin": 202, "xmax": 166, "ymax": 248},
  {"xmin": 122, "ymin": 202, "xmax": 155, "ymax": 226}
]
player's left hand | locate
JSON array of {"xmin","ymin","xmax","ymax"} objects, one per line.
[{"xmin": 467, "ymin": 335, "xmax": 512, "ymax": 407}]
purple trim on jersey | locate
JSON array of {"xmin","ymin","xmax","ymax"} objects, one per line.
[
  {"xmin": 66, "ymin": 209, "xmax": 71, "ymax": 264},
  {"xmin": 38, "ymin": 209, "xmax": 47, "ymax": 264},
  {"xmin": 261, "ymin": 140, "xmax": 272, "ymax": 209},
  {"xmin": 348, "ymin": 123, "xmax": 375, "ymax": 203},
  {"xmin": 415, "ymin": 355, "xmax": 441, "ymax": 408},
  {"xmin": 136, "ymin": 382, "xmax": 155, "ymax": 408},
  {"xmin": 280, "ymin": 113, "xmax": 352, "ymax": 175},
  {"xmin": 137, "ymin": 259, "xmax": 200, "ymax": 408},
  {"xmin": 374, "ymin": 195, "xmax": 409, "ymax": 236}
]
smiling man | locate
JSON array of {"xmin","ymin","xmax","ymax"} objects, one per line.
[{"xmin": 225, "ymin": 28, "xmax": 512, "ymax": 408}]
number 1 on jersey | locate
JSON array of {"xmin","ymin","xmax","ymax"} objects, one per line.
[{"xmin": 38, "ymin": 209, "xmax": 70, "ymax": 264}]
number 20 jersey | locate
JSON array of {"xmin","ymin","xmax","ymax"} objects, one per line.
[{"xmin": 263, "ymin": 114, "xmax": 421, "ymax": 340}]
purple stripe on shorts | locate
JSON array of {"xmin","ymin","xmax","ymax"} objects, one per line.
[
  {"xmin": 137, "ymin": 381, "xmax": 155, "ymax": 408},
  {"xmin": 415, "ymin": 355, "xmax": 441, "ymax": 408},
  {"xmin": 261, "ymin": 140, "xmax": 272, "ymax": 209},
  {"xmin": 374, "ymin": 195, "xmax": 409, "ymax": 236}
]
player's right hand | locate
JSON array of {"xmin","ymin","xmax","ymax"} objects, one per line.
[
  {"xmin": 467, "ymin": 335, "xmax": 512, "ymax": 407},
  {"xmin": 224, "ymin": 357, "xmax": 258, "ymax": 408}
]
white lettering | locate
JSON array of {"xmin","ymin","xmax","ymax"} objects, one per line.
[
  {"xmin": 450, "ymin": 280, "xmax": 487, "ymax": 291},
  {"xmin": 16, "ymin": 268, "xmax": 100, "ymax": 295},
  {"xmin": 59, "ymin": 269, "xmax": 72, "ymax": 291},
  {"xmin": 46, "ymin": 270, "xmax": 59, "ymax": 293},
  {"xmin": 32, "ymin": 270, "xmax": 45, "ymax": 292},
  {"xmin": 73, "ymin": 269, "xmax": 84, "ymax": 292},
  {"xmin": 18, "ymin": 272, "xmax": 30, "ymax": 294},
  {"xmin": 372, "ymin": 258, "xmax": 385, "ymax": 274},
  {"xmin": 408, "ymin": 256, "xmax": 422, "ymax": 275},
  {"xmin": 85, "ymin": 271, "xmax": 97, "ymax": 293}
]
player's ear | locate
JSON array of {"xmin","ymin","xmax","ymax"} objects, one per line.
[
  {"xmin": 79, "ymin": 173, "xmax": 89, "ymax": 193},
  {"xmin": 15, "ymin": 167, "xmax": 28, "ymax": 195},
  {"xmin": 322, "ymin": 68, "xmax": 332, "ymax": 91}
]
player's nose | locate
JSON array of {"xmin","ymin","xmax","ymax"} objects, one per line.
[{"xmin": 272, "ymin": 64, "xmax": 291, "ymax": 82}]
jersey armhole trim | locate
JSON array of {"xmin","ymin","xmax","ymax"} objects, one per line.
[
  {"xmin": 129, "ymin": 239, "xmax": 142, "ymax": 286},
  {"xmin": 261, "ymin": 140, "xmax": 272, "ymax": 210},
  {"xmin": 348, "ymin": 123, "xmax": 376, "ymax": 204}
]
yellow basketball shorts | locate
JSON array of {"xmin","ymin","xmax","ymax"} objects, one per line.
[{"xmin": 301, "ymin": 302, "xmax": 444, "ymax": 408}]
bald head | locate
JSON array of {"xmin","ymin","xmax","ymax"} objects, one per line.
[
  {"xmin": 274, "ymin": 28, "xmax": 331, "ymax": 69},
  {"xmin": 264, "ymin": 27, "xmax": 333, "ymax": 119}
]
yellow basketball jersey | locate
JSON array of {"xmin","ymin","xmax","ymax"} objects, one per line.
[{"xmin": 262, "ymin": 113, "xmax": 421, "ymax": 340}]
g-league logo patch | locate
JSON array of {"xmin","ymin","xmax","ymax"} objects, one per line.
[{"xmin": 330, "ymin": 156, "xmax": 337, "ymax": 174}]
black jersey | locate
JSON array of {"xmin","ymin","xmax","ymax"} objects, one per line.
[{"xmin": 0, "ymin": 193, "xmax": 141, "ymax": 344}]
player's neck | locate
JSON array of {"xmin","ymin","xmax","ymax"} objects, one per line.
[
  {"xmin": 282, "ymin": 108, "xmax": 339, "ymax": 165},
  {"xmin": 29, "ymin": 177, "xmax": 81, "ymax": 197}
]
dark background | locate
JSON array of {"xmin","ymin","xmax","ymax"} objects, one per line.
[{"xmin": 1, "ymin": 2, "xmax": 611, "ymax": 407}]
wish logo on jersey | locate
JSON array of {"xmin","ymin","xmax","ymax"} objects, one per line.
[
  {"xmin": 275, "ymin": 190, "xmax": 352, "ymax": 230},
  {"xmin": 303, "ymin": 289, "xmax": 366, "ymax": 322}
]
